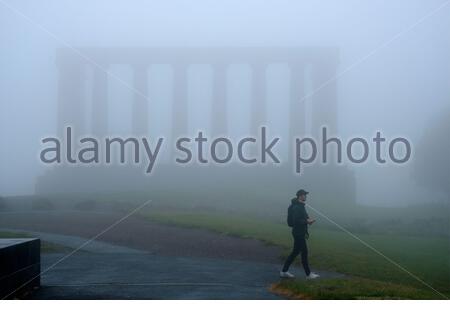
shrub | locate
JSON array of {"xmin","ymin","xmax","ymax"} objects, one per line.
[
  {"xmin": 74, "ymin": 199, "xmax": 97, "ymax": 211},
  {"xmin": 31, "ymin": 197, "xmax": 54, "ymax": 210},
  {"xmin": 0, "ymin": 196, "xmax": 8, "ymax": 211}
]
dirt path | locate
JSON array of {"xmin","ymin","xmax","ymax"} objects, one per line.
[{"xmin": 0, "ymin": 210, "xmax": 281, "ymax": 263}]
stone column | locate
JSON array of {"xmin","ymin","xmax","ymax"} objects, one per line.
[
  {"xmin": 91, "ymin": 66, "xmax": 109, "ymax": 137},
  {"xmin": 250, "ymin": 63, "xmax": 267, "ymax": 136},
  {"xmin": 288, "ymin": 63, "xmax": 306, "ymax": 160},
  {"xmin": 311, "ymin": 61, "xmax": 338, "ymax": 137},
  {"xmin": 132, "ymin": 65, "xmax": 149, "ymax": 135},
  {"xmin": 211, "ymin": 63, "xmax": 228, "ymax": 137},
  {"xmin": 172, "ymin": 64, "xmax": 189, "ymax": 142},
  {"xmin": 56, "ymin": 54, "xmax": 86, "ymax": 139}
]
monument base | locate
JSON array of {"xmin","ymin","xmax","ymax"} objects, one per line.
[{"xmin": 35, "ymin": 163, "xmax": 356, "ymax": 216}]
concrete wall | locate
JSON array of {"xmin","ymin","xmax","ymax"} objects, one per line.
[{"xmin": 0, "ymin": 238, "xmax": 40, "ymax": 299}]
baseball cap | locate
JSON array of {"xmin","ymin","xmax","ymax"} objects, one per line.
[{"xmin": 296, "ymin": 189, "xmax": 309, "ymax": 197}]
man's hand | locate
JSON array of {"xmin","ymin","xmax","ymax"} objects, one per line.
[{"xmin": 307, "ymin": 218, "xmax": 316, "ymax": 225}]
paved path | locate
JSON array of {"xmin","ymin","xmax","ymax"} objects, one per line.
[
  {"xmin": 34, "ymin": 253, "xmax": 285, "ymax": 299},
  {"xmin": 1, "ymin": 211, "xmax": 346, "ymax": 299},
  {"xmin": 33, "ymin": 252, "xmax": 344, "ymax": 299}
]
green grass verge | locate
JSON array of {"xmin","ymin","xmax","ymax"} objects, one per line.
[
  {"xmin": 141, "ymin": 210, "xmax": 450, "ymax": 299},
  {"xmin": 271, "ymin": 277, "xmax": 439, "ymax": 299},
  {"xmin": 0, "ymin": 231, "xmax": 70, "ymax": 253}
]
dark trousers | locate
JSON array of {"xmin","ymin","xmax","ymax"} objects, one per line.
[{"xmin": 282, "ymin": 234, "xmax": 311, "ymax": 275}]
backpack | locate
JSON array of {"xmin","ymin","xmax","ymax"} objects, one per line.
[{"xmin": 287, "ymin": 204, "xmax": 294, "ymax": 227}]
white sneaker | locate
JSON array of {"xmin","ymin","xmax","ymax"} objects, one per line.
[
  {"xmin": 279, "ymin": 271, "xmax": 295, "ymax": 278},
  {"xmin": 306, "ymin": 272, "xmax": 320, "ymax": 279}
]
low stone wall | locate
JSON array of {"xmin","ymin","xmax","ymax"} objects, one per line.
[{"xmin": 0, "ymin": 239, "xmax": 40, "ymax": 299}]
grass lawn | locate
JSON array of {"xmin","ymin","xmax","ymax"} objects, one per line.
[
  {"xmin": 0, "ymin": 231, "xmax": 70, "ymax": 253},
  {"xmin": 140, "ymin": 210, "xmax": 450, "ymax": 299},
  {"xmin": 270, "ymin": 277, "xmax": 439, "ymax": 299}
]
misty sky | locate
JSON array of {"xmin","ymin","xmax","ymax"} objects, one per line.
[{"xmin": 0, "ymin": 0, "xmax": 449, "ymax": 206}]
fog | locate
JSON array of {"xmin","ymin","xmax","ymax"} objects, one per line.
[{"xmin": 1, "ymin": 0, "xmax": 449, "ymax": 208}]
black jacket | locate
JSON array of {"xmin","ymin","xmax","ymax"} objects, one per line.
[{"xmin": 289, "ymin": 198, "xmax": 309, "ymax": 237}]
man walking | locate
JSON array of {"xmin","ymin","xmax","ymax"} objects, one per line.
[{"xmin": 280, "ymin": 189, "xmax": 320, "ymax": 279}]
